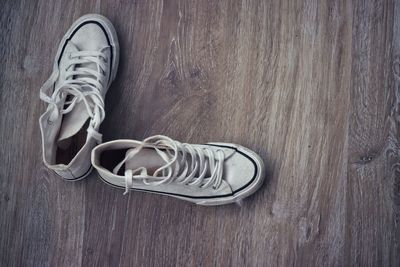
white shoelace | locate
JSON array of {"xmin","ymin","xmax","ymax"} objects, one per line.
[
  {"xmin": 112, "ymin": 135, "xmax": 226, "ymax": 195},
  {"xmin": 40, "ymin": 47, "xmax": 109, "ymax": 142}
]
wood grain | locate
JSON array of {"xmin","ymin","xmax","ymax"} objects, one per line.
[{"xmin": 1, "ymin": 0, "xmax": 399, "ymax": 266}]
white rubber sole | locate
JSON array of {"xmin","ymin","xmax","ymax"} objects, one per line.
[{"xmin": 57, "ymin": 166, "xmax": 94, "ymax": 182}]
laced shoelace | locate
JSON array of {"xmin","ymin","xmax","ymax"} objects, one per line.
[
  {"xmin": 40, "ymin": 47, "xmax": 109, "ymax": 142},
  {"xmin": 112, "ymin": 135, "xmax": 226, "ymax": 195}
]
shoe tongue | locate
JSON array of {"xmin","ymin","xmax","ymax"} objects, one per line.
[
  {"xmin": 57, "ymin": 103, "xmax": 90, "ymax": 145},
  {"xmin": 67, "ymin": 41, "xmax": 100, "ymax": 73},
  {"xmin": 124, "ymin": 148, "xmax": 166, "ymax": 175},
  {"xmin": 123, "ymin": 145, "xmax": 235, "ymax": 177},
  {"xmin": 57, "ymin": 42, "xmax": 95, "ymax": 144}
]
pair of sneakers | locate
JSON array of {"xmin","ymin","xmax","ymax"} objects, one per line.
[{"xmin": 39, "ymin": 14, "xmax": 265, "ymax": 206}]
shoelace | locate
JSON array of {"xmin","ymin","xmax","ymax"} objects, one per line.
[
  {"xmin": 40, "ymin": 47, "xmax": 109, "ymax": 142},
  {"xmin": 112, "ymin": 135, "xmax": 226, "ymax": 195}
]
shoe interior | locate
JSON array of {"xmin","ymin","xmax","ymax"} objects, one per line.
[
  {"xmin": 55, "ymin": 119, "xmax": 89, "ymax": 165},
  {"xmin": 100, "ymin": 148, "xmax": 172, "ymax": 176},
  {"xmin": 100, "ymin": 147, "xmax": 214, "ymax": 177},
  {"xmin": 99, "ymin": 148, "xmax": 128, "ymax": 175}
]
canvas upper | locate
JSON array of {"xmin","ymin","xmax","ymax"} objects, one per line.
[
  {"xmin": 91, "ymin": 135, "xmax": 265, "ymax": 205},
  {"xmin": 39, "ymin": 14, "xmax": 119, "ymax": 180}
]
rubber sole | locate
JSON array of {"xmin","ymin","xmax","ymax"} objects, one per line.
[{"xmin": 54, "ymin": 166, "xmax": 93, "ymax": 182}]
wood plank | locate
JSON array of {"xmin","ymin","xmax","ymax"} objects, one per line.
[{"xmin": 0, "ymin": 0, "xmax": 398, "ymax": 266}]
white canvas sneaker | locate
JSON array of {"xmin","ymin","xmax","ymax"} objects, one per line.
[
  {"xmin": 39, "ymin": 14, "xmax": 119, "ymax": 180},
  {"xmin": 91, "ymin": 135, "xmax": 265, "ymax": 205}
]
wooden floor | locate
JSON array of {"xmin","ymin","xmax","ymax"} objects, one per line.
[{"xmin": 1, "ymin": 0, "xmax": 400, "ymax": 266}]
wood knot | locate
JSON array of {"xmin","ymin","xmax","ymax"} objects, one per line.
[
  {"xmin": 298, "ymin": 215, "xmax": 320, "ymax": 244},
  {"xmin": 166, "ymin": 68, "xmax": 179, "ymax": 85},
  {"xmin": 189, "ymin": 66, "xmax": 201, "ymax": 78},
  {"xmin": 22, "ymin": 56, "xmax": 41, "ymax": 74},
  {"xmin": 3, "ymin": 194, "xmax": 10, "ymax": 202},
  {"xmin": 357, "ymin": 153, "xmax": 377, "ymax": 165}
]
